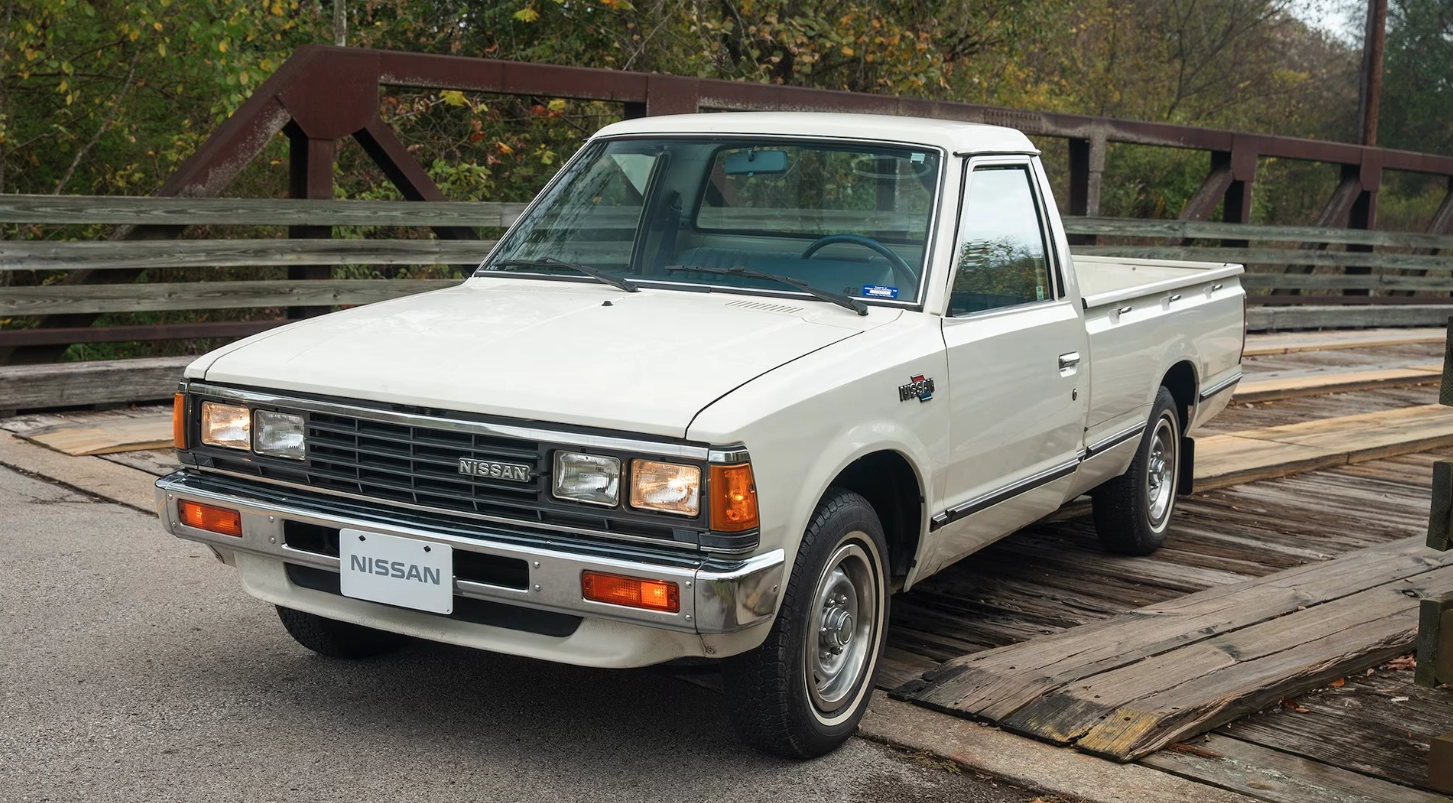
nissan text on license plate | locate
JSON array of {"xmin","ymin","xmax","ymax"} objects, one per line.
[{"xmin": 339, "ymin": 529, "xmax": 454, "ymax": 614}]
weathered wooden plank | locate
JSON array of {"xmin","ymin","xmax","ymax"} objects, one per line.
[
  {"xmin": 1016, "ymin": 578, "xmax": 1435, "ymax": 754},
  {"xmin": 19, "ymin": 414, "xmax": 172, "ymax": 455},
  {"xmin": 0, "ymin": 320, "xmax": 283, "ymax": 348},
  {"xmin": 894, "ymin": 538, "xmax": 1451, "ymax": 721},
  {"xmin": 1064, "ymin": 216, "xmax": 1453, "ymax": 251},
  {"xmin": 1242, "ymin": 274, "xmax": 1453, "ymax": 291},
  {"xmin": 0, "ymin": 279, "xmax": 459, "ymax": 315},
  {"xmin": 1244, "ymin": 328, "xmax": 1448, "ymax": 355},
  {"xmin": 1195, "ymin": 406, "xmax": 1453, "ymax": 490},
  {"xmin": 0, "ymin": 194, "xmax": 527, "ymax": 228},
  {"xmin": 1215, "ymin": 670, "xmax": 1453, "ymax": 792},
  {"xmin": 0, "ymin": 357, "xmax": 189, "ymax": 410},
  {"xmin": 1142, "ymin": 733, "xmax": 1451, "ymax": 803},
  {"xmin": 0, "ymin": 239, "xmax": 497, "ymax": 270},
  {"xmin": 1249, "ymin": 306, "xmax": 1453, "ymax": 333},
  {"xmin": 1077, "ymin": 246, "xmax": 1453, "ymax": 272},
  {"xmin": 1072, "ymin": 580, "xmax": 1453, "ymax": 761},
  {"xmin": 1234, "ymin": 365, "xmax": 1441, "ymax": 402}
]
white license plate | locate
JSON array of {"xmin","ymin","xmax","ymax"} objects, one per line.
[{"xmin": 339, "ymin": 529, "xmax": 453, "ymax": 614}]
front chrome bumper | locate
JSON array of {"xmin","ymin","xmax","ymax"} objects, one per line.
[{"xmin": 154, "ymin": 470, "xmax": 784, "ymax": 635}]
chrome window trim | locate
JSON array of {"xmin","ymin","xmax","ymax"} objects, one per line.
[
  {"xmin": 943, "ymin": 156, "xmax": 1060, "ymax": 318},
  {"xmin": 1085, "ymin": 422, "xmax": 1147, "ymax": 457},
  {"xmin": 1199, "ymin": 370, "xmax": 1242, "ymax": 401},
  {"xmin": 186, "ymin": 382, "xmax": 711, "ymax": 461},
  {"xmin": 929, "ymin": 455, "xmax": 1082, "ymax": 531}
]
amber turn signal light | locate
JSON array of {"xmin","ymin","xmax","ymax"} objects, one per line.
[
  {"xmin": 709, "ymin": 463, "xmax": 759, "ymax": 532},
  {"xmin": 172, "ymin": 392, "xmax": 187, "ymax": 449},
  {"xmin": 581, "ymin": 571, "xmax": 680, "ymax": 613},
  {"xmin": 178, "ymin": 500, "xmax": 243, "ymax": 537}
]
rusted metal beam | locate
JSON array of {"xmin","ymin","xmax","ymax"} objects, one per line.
[
  {"xmin": 1180, "ymin": 153, "xmax": 1235, "ymax": 222},
  {"xmin": 287, "ymin": 124, "xmax": 335, "ymax": 319},
  {"xmin": 353, "ymin": 116, "xmax": 477, "ymax": 241},
  {"xmin": 14, "ymin": 44, "xmax": 1453, "ymax": 364}
]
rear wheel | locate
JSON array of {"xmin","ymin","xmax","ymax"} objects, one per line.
[
  {"xmin": 721, "ymin": 488, "xmax": 889, "ymax": 759},
  {"xmin": 276, "ymin": 606, "xmax": 407, "ymax": 659},
  {"xmin": 1092, "ymin": 386, "xmax": 1182, "ymax": 556}
]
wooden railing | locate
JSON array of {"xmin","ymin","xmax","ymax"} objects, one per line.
[{"xmin": 4, "ymin": 195, "xmax": 1453, "ymax": 354}]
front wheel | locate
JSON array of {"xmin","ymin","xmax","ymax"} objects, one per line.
[
  {"xmin": 721, "ymin": 488, "xmax": 889, "ymax": 759},
  {"xmin": 1092, "ymin": 386, "xmax": 1182, "ymax": 556}
]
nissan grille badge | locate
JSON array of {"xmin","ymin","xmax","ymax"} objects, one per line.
[{"xmin": 457, "ymin": 458, "xmax": 533, "ymax": 482}]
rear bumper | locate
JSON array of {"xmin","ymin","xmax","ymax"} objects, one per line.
[{"xmin": 155, "ymin": 470, "xmax": 784, "ymax": 664}]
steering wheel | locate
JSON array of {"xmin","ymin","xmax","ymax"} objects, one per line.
[{"xmin": 801, "ymin": 233, "xmax": 916, "ymax": 289}]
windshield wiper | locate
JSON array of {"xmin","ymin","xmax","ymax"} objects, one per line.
[
  {"xmin": 665, "ymin": 265, "xmax": 867, "ymax": 316},
  {"xmin": 486, "ymin": 257, "xmax": 639, "ymax": 293}
]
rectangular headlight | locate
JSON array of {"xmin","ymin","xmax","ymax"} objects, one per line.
[
  {"xmin": 552, "ymin": 451, "xmax": 620, "ymax": 507},
  {"xmin": 629, "ymin": 459, "xmax": 701, "ymax": 516},
  {"xmin": 253, "ymin": 410, "xmax": 306, "ymax": 460},
  {"xmin": 200, "ymin": 401, "xmax": 250, "ymax": 451}
]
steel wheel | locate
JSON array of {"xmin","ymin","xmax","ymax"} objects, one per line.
[
  {"xmin": 721, "ymin": 488, "xmax": 889, "ymax": 758},
  {"xmin": 805, "ymin": 539, "xmax": 879, "ymax": 719},
  {"xmin": 1145, "ymin": 413, "xmax": 1178, "ymax": 529}
]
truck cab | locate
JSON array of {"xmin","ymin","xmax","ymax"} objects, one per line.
[{"xmin": 157, "ymin": 112, "xmax": 1244, "ymax": 759}]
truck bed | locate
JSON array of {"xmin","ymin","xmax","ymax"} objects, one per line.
[
  {"xmin": 1073, "ymin": 255, "xmax": 1245, "ymax": 310},
  {"xmin": 1072, "ymin": 255, "xmax": 1246, "ymax": 440}
]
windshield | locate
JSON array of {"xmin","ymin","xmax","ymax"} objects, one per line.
[{"xmin": 481, "ymin": 137, "xmax": 943, "ymax": 304}]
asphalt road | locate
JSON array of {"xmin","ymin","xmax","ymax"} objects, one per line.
[{"xmin": 0, "ymin": 465, "xmax": 1033, "ymax": 803}]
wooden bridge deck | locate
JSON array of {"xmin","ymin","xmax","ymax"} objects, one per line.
[
  {"xmin": 3, "ymin": 332, "xmax": 1450, "ymax": 800},
  {"xmin": 883, "ymin": 339, "xmax": 1453, "ymax": 800}
]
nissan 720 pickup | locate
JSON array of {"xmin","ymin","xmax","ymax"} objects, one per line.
[{"xmin": 156, "ymin": 112, "xmax": 1245, "ymax": 758}]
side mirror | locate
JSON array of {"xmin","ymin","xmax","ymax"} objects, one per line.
[{"xmin": 723, "ymin": 149, "xmax": 788, "ymax": 176}]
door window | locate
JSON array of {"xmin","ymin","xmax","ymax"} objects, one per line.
[{"xmin": 949, "ymin": 165, "xmax": 1052, "ymax": 316}]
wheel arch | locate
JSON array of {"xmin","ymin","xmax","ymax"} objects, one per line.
[
  {"xmin": 824, "ymin": 449, "xmax": 925, "ymax": 588},
  {"xmin": 1160, "ymin": 360, "xmax": 1199, "ymax": 429}
]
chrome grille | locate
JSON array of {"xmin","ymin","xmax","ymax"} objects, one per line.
[{"xmin": 301, "ymin": 412, "xmax": 543, "ymax": 518}]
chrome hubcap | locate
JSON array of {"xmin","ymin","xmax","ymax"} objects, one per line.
[
  {"xmin": 806, "ymin": 540, "xmax": 878, "ymax": 716},
  {"xmin": 1146, "ymin": 415, "xmax": 1177, "ymax": 527}
]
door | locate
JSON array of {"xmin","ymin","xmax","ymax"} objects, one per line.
[{"xmin": 928, "ymin": 159, "xmax": 1089, "ymax": 572}]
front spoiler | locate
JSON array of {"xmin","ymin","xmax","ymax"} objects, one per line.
[{"xmin": 154, "ymin": 470, "xmax": 784, "ymax": 635}]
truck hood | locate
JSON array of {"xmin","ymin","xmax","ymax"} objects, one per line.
[{"xmin": 196, "ymin": 278, "xmax": 896, "ymax": 438}]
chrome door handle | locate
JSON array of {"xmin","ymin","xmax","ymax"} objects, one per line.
[
  {"xmin": 1059, "ymin": 352, "xmax": 1081, "ymax": 370},
  {"xmin": 1210, "ymin": 283, "xmax": 1224, "ymax": 291},
  {"xmin": 1167, "ymin": 293, "xmax": 1182, "ymax": 302},
  {"xmin": 1116, "ymin": 306, "xmax": 1133, "ymax": 315}
]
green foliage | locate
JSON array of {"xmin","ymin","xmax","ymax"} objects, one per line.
[
  {"xmin": 1382, "ymin": 0, "xmax": 1453, "ymax": 155},
  {"xmin": 1, "ymin": 0, "xmax": 1445, "ymax": 361}
]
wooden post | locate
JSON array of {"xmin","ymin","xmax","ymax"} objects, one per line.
[
  {"xmin": 1432, "ymin": 731, "xmax": 1453, "ymax": 794},
  {"xmin": 333, "ymin": 0, "xmax": 346, "ymax": 47}
]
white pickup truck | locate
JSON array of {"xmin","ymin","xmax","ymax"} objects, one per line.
[{"xmin": 156, "ymin": 112, "xmax": 1245, "ymax": 758}]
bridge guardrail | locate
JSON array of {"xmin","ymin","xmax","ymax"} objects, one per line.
[{"xmin": 3, "ymin": 195, "xmax": 1452, "ymax": 352}]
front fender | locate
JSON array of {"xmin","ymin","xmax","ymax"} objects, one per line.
[{"xmin": 687, "ymin": 315, "xmax": 950, "ymax": 657}]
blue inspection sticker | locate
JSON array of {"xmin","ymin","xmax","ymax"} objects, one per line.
[{"xmin": 862, "ymin": 285, "xmax": 899, "ymax": 300}]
